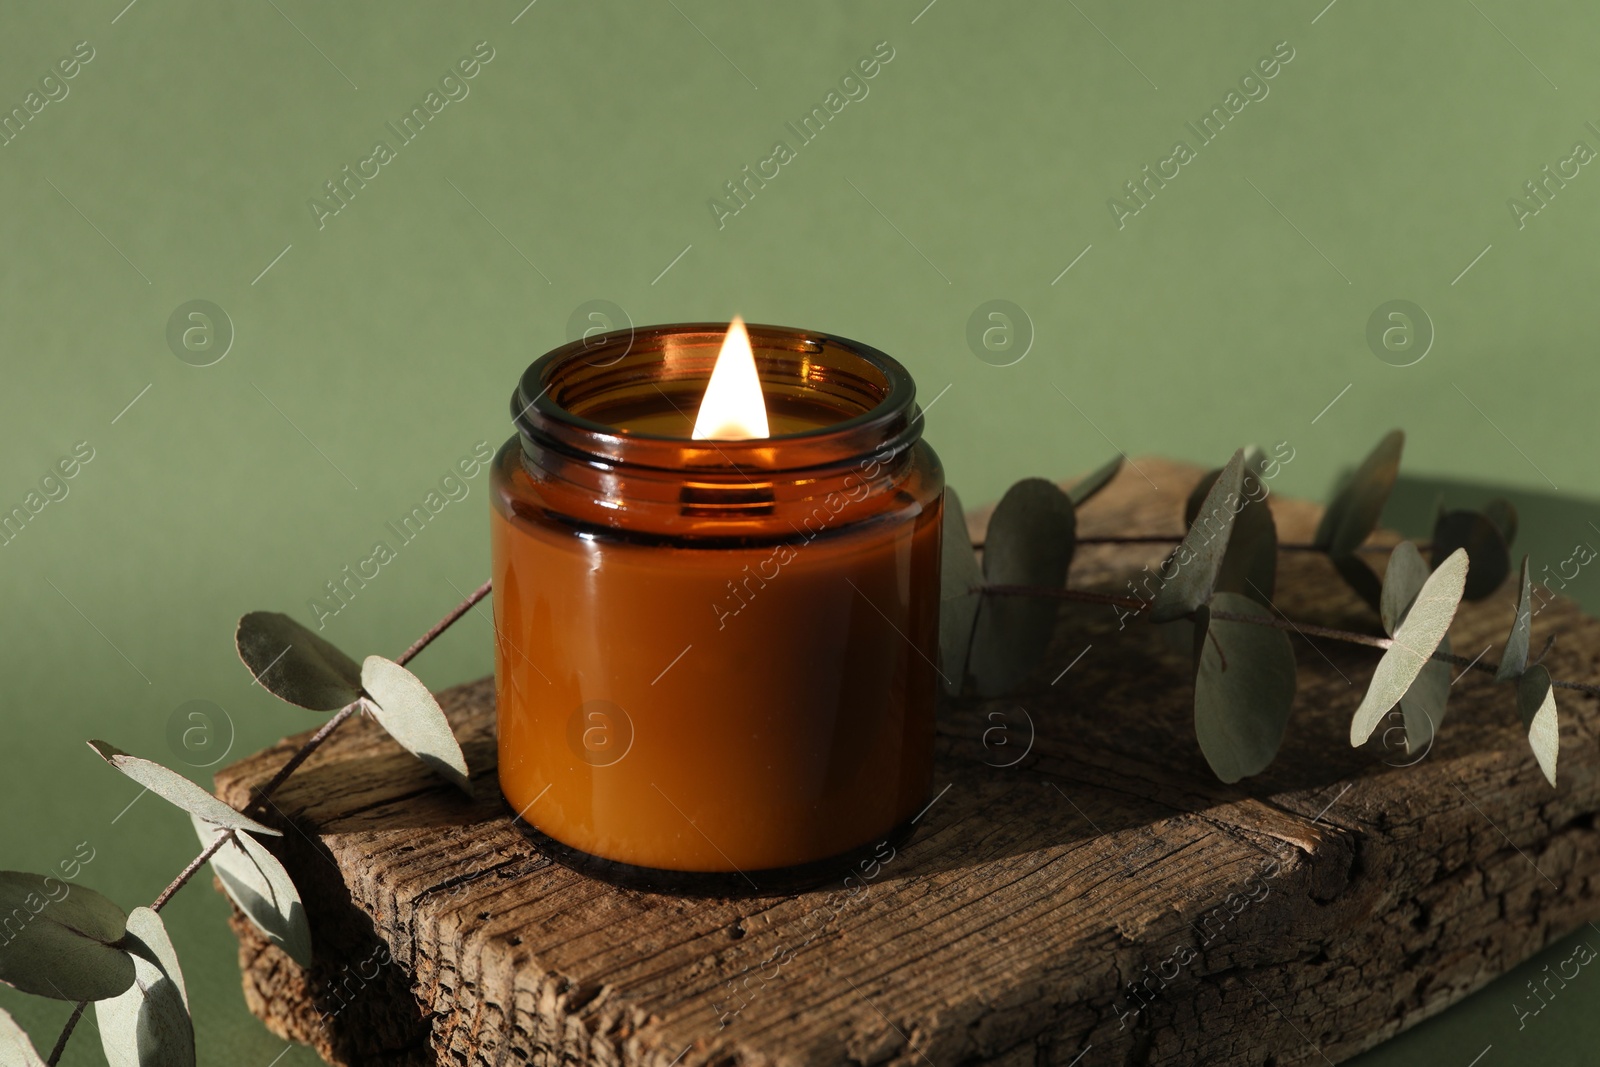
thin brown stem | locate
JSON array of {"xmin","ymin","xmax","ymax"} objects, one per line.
[
  {"xmin": 45, "ymin": 1002, "xmax": 85, "ymax": 1066},
  {"xmin": 244, "ymin": 703, "xmax": 362, "ymax": 816},
  {"xmin": 46, "ymin": 580, "xmax": 494, "ymax": 1065},
  {"xmin": 999, "ymin": 535, "xmax": 1405, "ymax": 554},
  {"xmin": 397, "ymin": 578, "xmax": 492, "ymax": 667},
  {"xmin": 981, "ymin": 584, "xmax": 1147, "ymax": 611},
  {"xmin": 152, "ymin": 829, "xmax": 237, "ymax": 913},
  {"xmin": 1205, "ymin": 608, "xmax": 1393, "ymax": 651},
  {"xmin": 979, "ymin": 582, "xmax": 1600, "ymax": 698}
]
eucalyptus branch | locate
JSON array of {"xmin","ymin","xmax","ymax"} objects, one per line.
[
  {"xmin": 44, "ymin": 579, "xmax": 494, "ymax": 1066},
  {"xmin": 975, "ymin": 535, "xmax": 1406, "ymax": 554},
  {"xmin": 977, "ymin": 582, "xmax": 1600, "ymax": 699},
  {"xmin": 245, "ymin": 578, "xmax": 491, "ymax": 813}
]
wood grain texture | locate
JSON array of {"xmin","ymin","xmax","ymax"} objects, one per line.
[{"xmin": 213, "ymin": 458, "xmax": 1600, "ymax": 1067}]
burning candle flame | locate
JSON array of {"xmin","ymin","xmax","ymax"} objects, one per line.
[{"xmin": 692, "ymin": 317, "xmax": 769, "ymax": 440}]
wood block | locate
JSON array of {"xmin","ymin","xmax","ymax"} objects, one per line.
[{"xmin": 213, "ymin": 458, "xmax": 1600, "ymax": 1066}]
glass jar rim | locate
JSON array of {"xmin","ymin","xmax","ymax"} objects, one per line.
[{"xmin": 512, "ymin": 322, "xmax": 925, "ymax": 476}]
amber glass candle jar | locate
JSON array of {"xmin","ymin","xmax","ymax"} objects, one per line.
[{"xmin": 489, "ymin": 322, "xmax": 942, "ymax": 891}]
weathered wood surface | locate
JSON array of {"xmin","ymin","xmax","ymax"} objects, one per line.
[{"xmin": 215, "ymin": 458, "xmax": 1600, "ymax": 1067}]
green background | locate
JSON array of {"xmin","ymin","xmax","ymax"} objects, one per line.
[{"xmin": 2, "ymin": 0, "xmax": 1597, "ymax": 1062}]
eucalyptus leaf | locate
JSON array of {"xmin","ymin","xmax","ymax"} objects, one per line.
[
  {"xmin": 1149, "ymin": 449, "xmax": 1246, "ymax": 623},
  {"xmin": 1398, "ymin": 636, "xmax": 1451, "ymax": 756},
  {"xmin": 967, "ymin": 479, "xmax": 1077, "ymax": 697},
  {"xmin": 1516, "ymin": 664, "xmax": 1559, "ymax": 787},
  {"xmin": 0, "ymin": 872, "xmax": 133, "ymax": 1002},
  {"xmin": 94, "ymin": 907, "xmax": 194, "ymax": 1067},
  {"xmin": 1222, "ymin": 451, "xmax": 1277, "ymax": 605},
  {"xmin": 1483, "ymin": 498, "xmax": 1519, "ymax": 547},
  {"xmin": 937, "ymin": 488, "xmax": 983, "ymax": 696},
  {"xmin": 360, "ymin": 657, "xmax": 473, "ymax": 793},
  {"xmin": 191, "ymin": 817, "xmax": 311, "ymax": 967},
  {"xmin": 86, "ymin": 742, "xmax": 278, "ymax": 837},
  {"xmin": 1183, "ymin": 468, "xmax": 1224, "ymax": 529},
  {"xmin": 1314, "ymin": 430, "xmax": 1404, "ymax": 557},
  {"xmin": 1379, "ymin": 541, "xmax": 1432, "ymax": 637},
  {"xmin": 1192, "ymin": 593, "xmax": 1297, "ymax": 783},
  {"xmin": 1496, "ymin": 557, "xmax": 1534, "ymax": 683},
  {"xmin": 1180, "ymin": 446, "xmax": 1267, "ymax": 526},
  {"xmin": 1188, "ymin": 477, "xmax": 1278, "ymax": 606},
  {"xmin": 1433, "ymin": 510, "xmax": 1511, "ymax": 601},
  {"xmin": 1067, "ymin": 455, "xmax": 1123, "ymax": 506},
  {"xmin": 1383, "ymin": 542, "xmax": 1452, "ymax": 754},
  {"xmin": 235, "ymin": 611, "xmax": 363, "ymax": 712},
  {"xmin": 0, "ymin": 1007, "xmax": 46, "ymax": 1067},
  {"xmin": 1350, "ymin": 548, "xmax": 1468, "ymax": 746}
]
